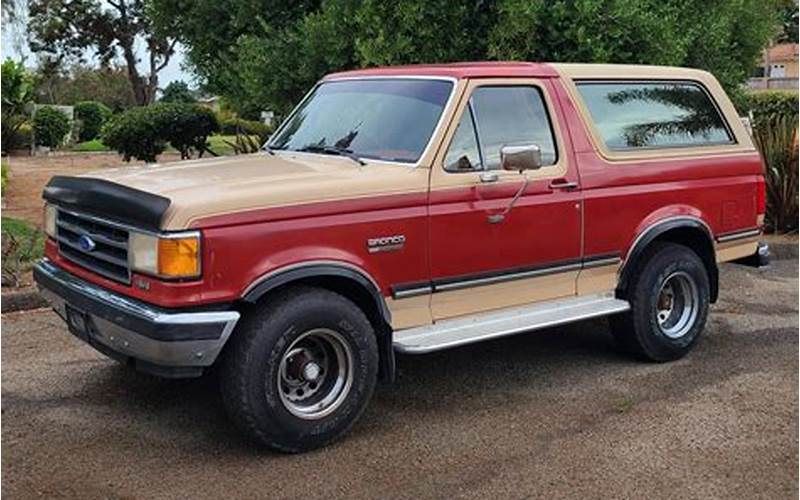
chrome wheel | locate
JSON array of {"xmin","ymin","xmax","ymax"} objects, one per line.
[
  {"xmin": 655, "ymin": 271, "xmax": 699, "ymax": 339},
  {"xmin": 276, "ymin": 328, "xmax": 353, "ymax": 420}
]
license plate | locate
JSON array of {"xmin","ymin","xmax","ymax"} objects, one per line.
[{"xmin": 65, "ymin": 304, "xmax": 91, "ymax": 341}]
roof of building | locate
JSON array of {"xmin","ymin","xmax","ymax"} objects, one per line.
[{"xmin": 766, "ymin": 43, "xmax": 799, "ymax": 62}]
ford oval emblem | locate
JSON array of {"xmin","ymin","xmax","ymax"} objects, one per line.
[{"xmin": 78, "ymin": 234, "xmax": 96, "ymax": 252}]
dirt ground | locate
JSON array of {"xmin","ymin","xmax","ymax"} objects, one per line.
[
  {"xmin": 1, "ymin": 243, "xmax": 797, "ymax": 499},
  {"xmin": 2, "ymin": 153, "xmax": 181, "ymax": 226}
]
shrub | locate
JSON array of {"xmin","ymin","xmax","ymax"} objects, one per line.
[
  {"xmin": 102, "ymin": 103, "xmax": 220, "ymax": 162},
  {"xmin": 152, "ymin": 103, "xmax": 220, "ymax": 159},
  {"xmin": 220, "ymin": 117, "xmax": 272, "ymax": 141},
  {"xmin": 1, "ymin": 217, "xmax": 45, "ymax": 287},
  {"xmin": 753, "ymin": 115, "xmax": 798, "ymax": 233},
  {"xmin": 1, "ymin": 59, "xmax": 35, "ymax": 153},
  {"xmin": 102, "ymin": 107, "xmax": 165, "ymax": 163},
  {"xmin": 735, "ymin": 90, "xmax": 799, "ymax": 128},
  {"xmin": 74, "ymin": 101, "xmax": 113, "ymax": 141},
  {"xmin": 32, "ymin": 106, "xmax": 71, "ymax": 149}
]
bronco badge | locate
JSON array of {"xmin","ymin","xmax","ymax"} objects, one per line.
[{"xmin": 367, "ymin": 235, "xmax": 405, "ymax": 253}]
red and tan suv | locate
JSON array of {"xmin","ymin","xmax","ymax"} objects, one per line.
[{"xmin": 35, "ymin": 62, "xmax": 769, "ymax": 452}]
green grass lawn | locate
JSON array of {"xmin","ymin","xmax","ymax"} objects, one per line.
[
  {"xmin": 1, "ymin": 217, "xmax": 45, "ymax": 286},
  {"xmin": 71, "ymin": 139, "xmax": 110, "ymax": 152},
  {"xmin": 1, "ymin": 161, "xmax": 8, "ymax": 195},
  {"xmin": 69, "ymin": 135, "xmax": 257, "ymax": 156}
]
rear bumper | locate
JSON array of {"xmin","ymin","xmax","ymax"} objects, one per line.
[{"xmin": 34, "ymin": 259, "xmax": 239, "ymax": 378}]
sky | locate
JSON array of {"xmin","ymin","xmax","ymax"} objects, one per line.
[{"xmin": 1, "ymin": 16, "xmax": 194, "ymax": 88}]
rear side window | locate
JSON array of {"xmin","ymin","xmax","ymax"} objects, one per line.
[{"xmin": 576, "ymin": 81, "xmax": 734, "ymax": 150}]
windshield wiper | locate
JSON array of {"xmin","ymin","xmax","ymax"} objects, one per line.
[{"xmin": 298, "ymin": 145, "xmax": 366, "ymax": 166}]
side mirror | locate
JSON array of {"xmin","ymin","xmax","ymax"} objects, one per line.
[{"xmin": 500, "ymin": 144, "xmax": 542, "ymax": 172}]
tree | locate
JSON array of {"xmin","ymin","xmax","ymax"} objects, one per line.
[
  {"xmin": 74, "ymin": 101, "xmax": 113, "ymax": 141},
  {"xmin": 152, "ymin": 0, "xmax": 785, "ymax": 117},
  {"xmin": 28, "ymin": 0, "xmax": 177, "ymax": 106},
  {"xmin": 1, "ymin": 59, "xmax": 35, "ymax": 152},
  {"xmin": 159, "ymin": 80, "xmax": 196, "ymax": 103},
  {"xmin": 34, "ymin": 63, "xmax": 138, "ymax": 112},
  {"xmin": 777, "ymin": 0, "xmax": 799, "ymax": 43}
]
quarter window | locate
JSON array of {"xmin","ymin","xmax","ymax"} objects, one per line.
[
  {"xmin": 444, "ymin": 86, "xmax": 558, "ymax": 172},
  {"xmin": 576, "ymin": 81, "xmax": 734, "ymax": 150}
]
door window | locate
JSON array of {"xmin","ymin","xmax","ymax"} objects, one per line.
[{"xmin": 444, "ymin": 86, "xmax": 559, "ymax": 172}]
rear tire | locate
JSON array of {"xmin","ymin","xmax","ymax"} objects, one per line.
[
  {"xmin": 611, "ymin": 242, "xmax": 710, "ymax": 362},
  {"xmin": 220, "ymin": 286, "xmax": 378, "ymax": 452}
]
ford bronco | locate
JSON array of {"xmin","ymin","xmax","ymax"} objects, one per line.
[{"xmin": 35, "ymin": 63, "xmax": 769, "ymax": 452}]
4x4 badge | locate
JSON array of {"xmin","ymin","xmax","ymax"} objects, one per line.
[{"xmin": 367, "ymin": 235, "xmax": 405, "ymax": 253}]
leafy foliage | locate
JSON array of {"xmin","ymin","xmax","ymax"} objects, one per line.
[
  {"xmin": 102, "ymin": 103, "xmax": 220, "ymax": 162},
  {"xmin": 34, "ymin": 62, "xmax": 137, "ymax": 112},
  {"xmin": 32, "ymin": 106, "xmax": 71, "ymax": 149},
  {"xmin": 152, "ymin": 0, "xmax": 784, "ymax": 118},
  {"xmin": 152, "ymin": 103, "xmax": 220, "ymax": 159},
  {"xmin": 737, "ymin": 90, "xmax": 799, "ymax": 128},
  {"xmin": 102, "ymin": 107, "xmax": 166, "ymax": 162},
  {"xmin": 1, "ymin": 59, "xmax": 35, "ymax": 152},
  {"xmin": 219, "ymin": 118, "xmax": 272, "ymax": 140},
  {"xmin": 1, "ymin": 217, "xmax": 45, "ymax": 287},
  {"xmin": 753, "ymin": 115, "xmax": 799, "ymax": 233},
  {"xmin": 28, "ymin": 0, "xmax": 177, "ymax": 106},
  {"xmin": 74, "ymin": 101, "xmax": 113, "ymax": 141},
  {"xmin": 160, "ymin": 81, "xmax": 197, "ymax": 103}
]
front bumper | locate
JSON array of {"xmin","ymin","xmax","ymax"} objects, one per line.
[{"xmin": 34, "ymin": 259, "xmax": 240, "ymax": 378}]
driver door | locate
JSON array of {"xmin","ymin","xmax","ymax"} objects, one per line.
[{"xmin": 428, "ymin": 78, "xmax": 582, "ymax": 320}]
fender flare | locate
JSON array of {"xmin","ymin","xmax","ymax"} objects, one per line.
[
  {"xmin": 242, "ymin": 261, "xmax": 392, "ymax": 326},
  {"xmin": 618, "ymin": 216, "xmax": 719, "ymax": 302}
]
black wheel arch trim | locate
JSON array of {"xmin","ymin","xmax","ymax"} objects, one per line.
[
  {"xmin": 242, "ymin": 263, "xmax": 392, "ymax": 324},
  {"xmin": 618, "ymin": 216, "xmax": 719, "ymax": 302}
]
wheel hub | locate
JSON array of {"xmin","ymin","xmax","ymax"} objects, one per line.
[
  {"xmin": 655, "ymin": 271, "xmax": 699, "ymax": 339},
  {"xmin": 276, "ymin": 328, "xmax": 354, "ymax": 420}
]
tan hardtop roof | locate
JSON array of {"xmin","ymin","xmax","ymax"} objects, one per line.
[{"xmin": 550, "ymin": 63, "xmax": 714, "ymax": 80}]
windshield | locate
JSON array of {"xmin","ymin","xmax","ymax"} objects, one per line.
[{"xmin": 269, "ymin": 78, "xmax": 453, "ymax": 163}]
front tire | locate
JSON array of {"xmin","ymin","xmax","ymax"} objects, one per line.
[
  {"xmin": 220, "ymin": 286, "xmax": 378, "ymax": 452},
  {"xmin": 611, "ymin": 242, "xmax": 710, "ymax": 362}
]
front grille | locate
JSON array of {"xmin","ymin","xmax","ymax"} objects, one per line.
[{"xmin": 56, "ymin": 210, "xmax": 131, "ymax": 284}]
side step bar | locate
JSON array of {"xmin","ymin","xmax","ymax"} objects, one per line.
[{"xmin": 393, "ymin": 294, "xmax": 630, "ymax": 354}]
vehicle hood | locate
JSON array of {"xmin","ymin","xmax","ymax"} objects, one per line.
[{"xmin": 81, "ymin": 152, "xmax": 428, "ymax": 230}]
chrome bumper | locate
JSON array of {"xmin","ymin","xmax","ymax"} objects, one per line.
[{"xmin": 34, "ymin": 259, "xmax": 239, "ymax": 377}]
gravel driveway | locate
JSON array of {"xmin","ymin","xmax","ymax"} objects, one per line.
[{"xmin": 2, "ymin": 246, "xmax": 797, "ymax": 499}]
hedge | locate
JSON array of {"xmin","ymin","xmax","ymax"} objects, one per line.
[
  {"xmin": 74, "ymin": 101, "xmax": 113, "ymax": 142},
  {"xmin": 32, "ymin": 106, "xmax": 71, "ymax": 149},
  {"xmin": 219, "ymin": 117, "xmax": 272, "ymax": 141},
  {"xmin": 735, "ymin": 90, "xmax": 799, "ymax": 128},
  {"xmin": 102, "ymin": 103, "xmax": 220, "ymax": 162}
]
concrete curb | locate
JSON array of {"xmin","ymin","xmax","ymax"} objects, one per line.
[{"xmin": 1, "ymin": 289, "xmax": 49, "ymax": 314}]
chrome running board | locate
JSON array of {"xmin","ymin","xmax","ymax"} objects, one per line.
[{"xmin": 393, "ymin": 293, "xmax": 630, "ymax": 354}]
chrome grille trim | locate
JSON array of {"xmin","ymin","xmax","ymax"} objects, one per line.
[{"xmin": 55, "ymin": 209, "xmax": 131, "ymax": 284}]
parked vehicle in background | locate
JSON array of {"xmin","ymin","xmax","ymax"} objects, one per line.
[{"xmin": 35, "ymin": 62, "xmax": 769, "ymax": 452}]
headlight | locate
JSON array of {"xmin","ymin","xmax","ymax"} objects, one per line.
[
  {"xmin": 129, "ymin": 231, "xmax": 201, "ymax": 279},
  {"xmin": 43, "ymin": 204, "xmax": 57, "ymax": 238}
]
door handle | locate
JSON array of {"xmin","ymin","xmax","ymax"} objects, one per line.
[
  {"xmin": 548, "ymin": 179, "xmax": 578, "ymax": 191},
  {"xmin": 479, "ymin": 171, "xmax": 499, "ymax": 183}
]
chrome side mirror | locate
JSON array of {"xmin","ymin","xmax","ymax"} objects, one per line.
[{"xmin": 500, "ymin": 144, "xmax": 542, "ymax": 172}]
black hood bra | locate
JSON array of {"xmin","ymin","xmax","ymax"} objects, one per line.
[{"xmin": 43, "ymin": 176, "xmax": 171, "ymax": 231}]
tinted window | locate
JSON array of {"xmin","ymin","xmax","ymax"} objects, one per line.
[
  {"xmin": 270, "ymin": 79, "xmax": 453, "ymax": 163},
  {"xmin": 444, "ymin": 86, "xmax": 558, "ymax": 172},
  {"xmin": 576, "ymin": 81, "xmax": 733, "ymax": 150}
]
